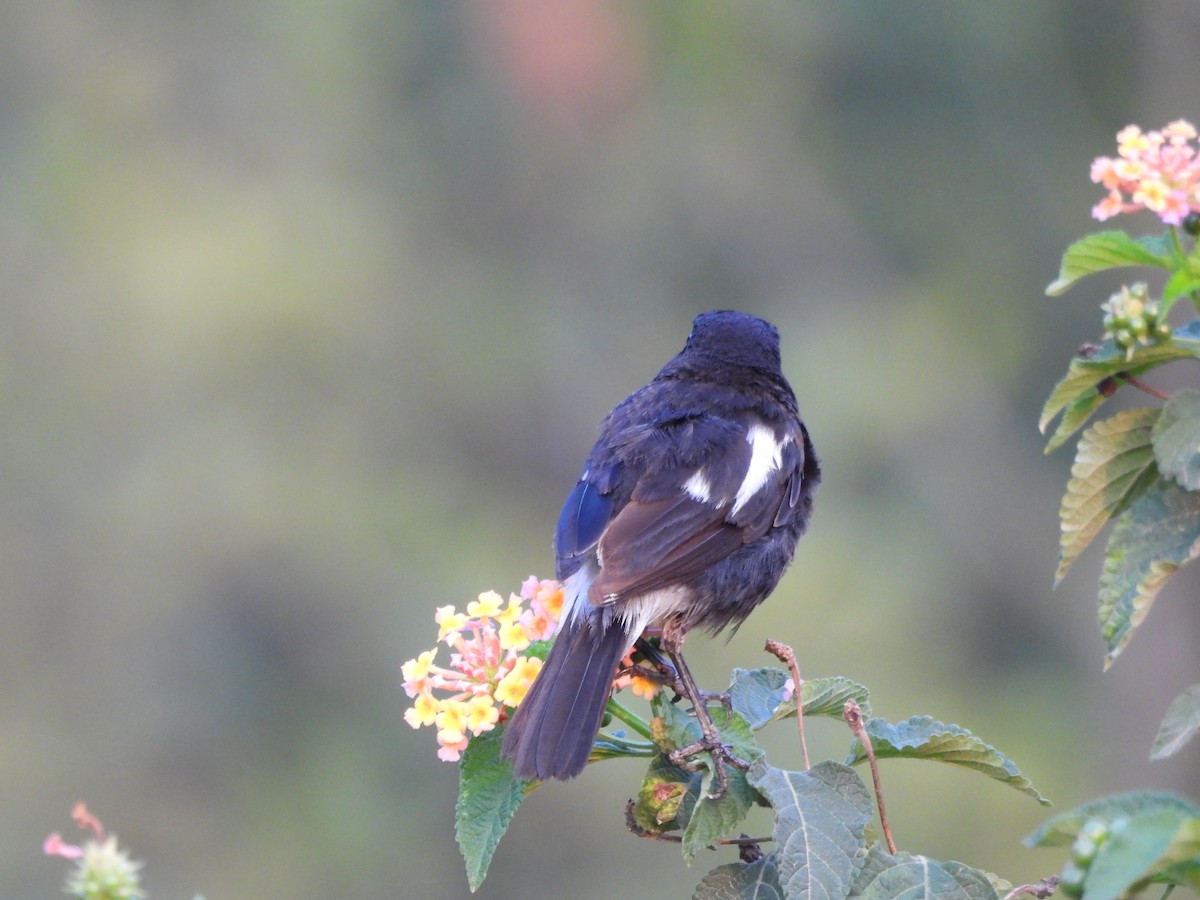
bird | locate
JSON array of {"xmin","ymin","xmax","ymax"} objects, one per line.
[{"xmin": 501, "ymin": 310, "xmax": 819, "ymax": 793}]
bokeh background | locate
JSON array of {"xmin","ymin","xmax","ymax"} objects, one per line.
[{"xmin": 3, "ymin": 2, "xmax": 1199, "ymax": 897}]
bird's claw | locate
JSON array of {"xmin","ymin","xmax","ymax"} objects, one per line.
[{"xmin": 669, "ymin": 737, "xmax": 750, "ymax": 800}]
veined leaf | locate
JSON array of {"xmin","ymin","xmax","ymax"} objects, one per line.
[
  {"xmin": 846, "ymin": 716, "xmax": 1049, "ymax": 805},
  {"xmin": 849, "ymin": 842, "xmax": 900, "ymax": 898},
  {"xmin": 693, "ymin": 854, "xmax": 784, "ymax": 900},
  {"xmin": 1150, "ymin": 683, "xmax": 1200, "ymax": 760},
  {"xmin": 1099, "ymin": 475, "xmax": 1200, "ymax": 667},
  {"xmin": 1057, "ymin": 409, "xmax": 1159, "ymax": 583},
  {"xmin": 729, "ymin": 668, "xmax": 871, "ymax": 729},
  {"xmin": 1046, "ymin": 231, "xmax": 1172, "ymax": 296},
  {"xmin": 1040, "ymin": 320, "xmax": 1200, "ymax": 452},
  {"xmin": 748, "ymin": 760, "xmax": 872, "ymax": 900},
  {"xmin": 851, "ymin": 851, "xmax": 999, "ymax": 900},
  {"xmin": 455, "ymin": 728, "xmax": 528, "ymax": 892},
  {"xmin": 1152, "ymin": 388, "xmax": 1200, "ymax": 489}
]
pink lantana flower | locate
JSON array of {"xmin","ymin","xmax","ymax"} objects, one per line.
[{"xmin": 1091, "ymin": 119, "xmax": 1200, "ymax": 225}]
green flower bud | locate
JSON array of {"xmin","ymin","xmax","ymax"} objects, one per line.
[
  {"xmin": 1072, "ymin": 818, "xmax": 1110, "ymax": 865},
  {"xmin": 1059, "ymin": 861, "xmax": 1086, "ymax": 899}
]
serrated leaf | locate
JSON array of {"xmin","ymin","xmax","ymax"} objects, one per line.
[
  {"xmin": 1098, "ymin": 475, "xmax": 1200, "ymax": 666},
  {"xmin": 748, "ymin": 759, "xmax": 873, "ymax": 900},
  {"xmin": 1151, "ymin": 683, "xmax": 1200, "ymax": 760},
  {"xmin": 1026, "ymin": 791, "xmax": 1200, "ymax": 847},
  {"xmin": 1040, "ymin": 321, "xmax": 1200, "ymax": 451},
  {"xmin": 1045, "ymin": 391, "xmax": 1114, "ymax": 455},
  {"xmin": 728, "ymin": 668, "xmax": 792, "ymax": 730},
  {"xmin": 454, "ymin": 729, "xmax": 528, "ymax": 892},
  {"xmin": 651, "ymin": 695, "xmax": 764, "ymax": 864},
  {"xmin": 729, "ymin": 668, "xmax": 872, "ymax": 730},
  {"xmin": 1152, "ymin": 388, "xmax": 1200, "ymax": 489},
  {"xmin": 1046, "ymin": 231, "xmax": 1172, "ymax": 296},
  {"xmin": 693, "ymin": 853, "xmax": 784, "ymax": 900},
  {"xmin": 852, "ymin": 852, "xmax": 1000, "ymax": 900},
  {"xmin": 795, "ymin": 676, "xmax": 873, "ymax": 721},
  {"xmin": 846, "ymin": 716, "xmax": 1050, "ymax": 805},
  {"xmin": 1057, "ymin": 409, "xmax": 1159, "ymax": 583}
]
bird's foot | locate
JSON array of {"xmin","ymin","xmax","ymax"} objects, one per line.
[{"xmin": 669, "ymin": 735, "xmax": 750, "ymax": 801}]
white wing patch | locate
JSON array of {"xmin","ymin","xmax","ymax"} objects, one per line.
[
  {"xmin": 683, "ymin": 469, "xmax": 712, "ymax": 503},
  {"xmin": 732, "ymin": 424, "xmax": 790, "ymax": 515}
]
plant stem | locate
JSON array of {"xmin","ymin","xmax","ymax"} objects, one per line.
[
  {"xmin": 1166, "ymin": 226, "xmax": 1200, "ymax": 315},
  {"xmin": 844, "ymin": 699, "xmax": 897, "ymax": 854},
  {"xmin": 764, "ymin": 639, "xmax": 810, "ymax": 769},
  {"xmin": 606, "ymin": 696, "xmax": 654, "ymax": 741}
]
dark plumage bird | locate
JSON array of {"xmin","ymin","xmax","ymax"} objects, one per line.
[{"xmin": 502, "ymin": 310, "xmax": 819, "ymax": 786}]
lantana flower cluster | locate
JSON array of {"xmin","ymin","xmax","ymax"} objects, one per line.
[
  {"xmin": 402, "ymin": 576, "xmax": 565, "ymax": 762},
  {"xmin": 403, "ymin": 575, "xmax": 662, "ymax": 763},
  {"xmin": 1091, "ymin": 120, "xmax": 1200, "ymax": 225}
]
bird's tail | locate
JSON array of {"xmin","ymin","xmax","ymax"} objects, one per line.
[{"xmin": 501, "ymin": 614, "xmax": 633, "ymax": 781}]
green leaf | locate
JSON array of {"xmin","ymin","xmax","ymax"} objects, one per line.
[
  {"xmin": 846, "ymin": 716, "xmax": 1050, "ymax": 805},
  {"xmin": 851, "ymin": 851, "xmax": 1000, "ymax": 900},
  {"xmin": 1085, "ymin": 811, "xmax": 1200, "ymax": 900},
  {"xmin": 1027, "ymin": 791, "xmax": 1199, "ymax": 846},
  {"xmin": 728, "ymin": 668, "xmax": 792, "ymax": 730},
  {"xmin": 693, "ymin": 853, "xmax": 784, "ymax": 900},
  {"xmin": 849, "ymin": 842, "xmax": 901, "ymax": 897},
  {"xmin": 1099, "ymin": 474, "xmax": 1200, "ymax": 666},
  {"xmin": 1029, "ymin": 793, "xmax": 1200, "ymax": 900},
  {"xmin": 651, "ymin": 696, "xmax": 764, "ymax": 864},
  {"xmin": 1152, "ymin": 388, "xmax": 1200, "ymax": 489},
  {"xmin": 749, "ymin": 760, "xmax": 873, "ymax": 900},
  {"xmin": 1161, "ymin": 268, "xmax": 1200, "ymax": 303},
  {"xmin": 1150, "ymin": 683, "xmax": 1200, "ymax": 760},
  {"xmin": 1045, "ymin": 391, "xmax": 1115, "ymax": 456},
  {"xmin": 728, "ymin": 668, "xmax": 872, "ymax": 729},
  {"xmin": 633, "ymin": 752, "xmax": 699, "ymax": 833},
  {"xmin": 1040, "ymin": 321, "xmax": 1200, "ymax": 452},
  {"xmin": 1046, "ymin": 231, "xmax": 1172, "ymax": 296},
  {"xmin": 454, "ymin": 729, "xmax": 529, "ymax": 892},
  {"xmin": 1056, "ymin": 409, "xmax": 1159, "ymax": 583}
]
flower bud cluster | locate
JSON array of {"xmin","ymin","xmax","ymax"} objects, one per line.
[
  {"xmin": 1059, "ymin": 817, "xmax": 1118, "ymax": 898},
  {"xmin": 1101, "ymin": 283, "xmax": 1171, "ymax": 358}
]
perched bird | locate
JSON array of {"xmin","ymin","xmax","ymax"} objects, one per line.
[{"xmin": 502, "ymin": 310, "xmax": 819, "ymax": 790}]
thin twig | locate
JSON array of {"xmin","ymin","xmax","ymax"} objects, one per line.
[
  {"xmin": 1119, "ymin": 373, "xmax": 1170, "ymax": 401},
  {"xmin": 843, "ymin": 700, "xmax": 896, "ymax": 854},
  {"xmin": 1002, "ymin": 875, "xmax": 1060, "ymax": 900},
  {"xmin": 623, "ymin": 800, "xmax": 771, "ymax": 848},
  {"xmin": 764, "ymin": 639, "xmax": 810, "ymax": 769}
]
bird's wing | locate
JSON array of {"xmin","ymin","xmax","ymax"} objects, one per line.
[{"xmin": 556, "ymin": 414, "xmax": 808, "ymax": 604}]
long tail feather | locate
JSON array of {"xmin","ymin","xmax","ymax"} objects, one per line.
[{"xmin": 502, "ymin": 615, "xmax": 632, "ymax": 781}]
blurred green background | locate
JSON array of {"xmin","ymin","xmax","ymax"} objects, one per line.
[{"xmin": 3, "ymin": 1, "xmax": 1198, "ymax": 897}]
